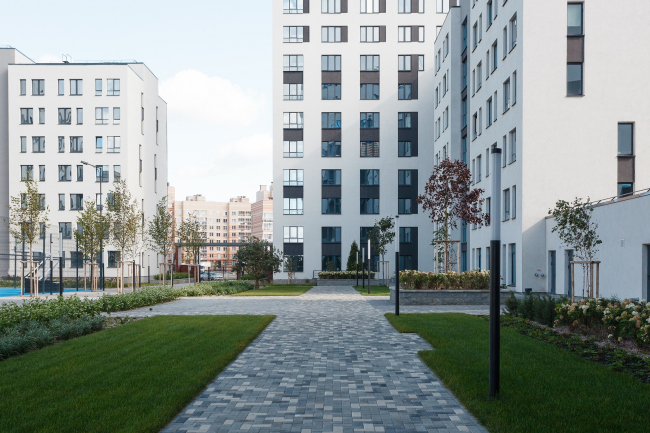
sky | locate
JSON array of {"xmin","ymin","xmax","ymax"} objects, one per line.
[{"xmin": 0, "ymin": 0, "xmax": 273, "ymax": 203}]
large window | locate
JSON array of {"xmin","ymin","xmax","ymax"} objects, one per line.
[
  {"xmin": 510, "ymin": 14, "xmax": 517, "ymax": 49},
  {"xmin": 58, "ymin": 108, "xmax": 71, "ymax": 124},
  {"xmin": 360, "ymin": 141, "xmax": 379, "ymax": 157},
  {"xmin": 398, "ymin": 26, "xmax": 412, "ymax": 42},
  {"xmin": 59, "ymin": 165, "xmax": 72, "ymax": 182},
  {"xmin": 360, "ymin": 169, "xmax": 379, "ymax": 185},
  {"xmin": 21, "ymin": 165, "xmax": 33, "ymax": 181},
  {"xmin": 107, "ymin": 79, "xmax": 120, "ymax": 96},
  {"xmin": 322, "ymin": 84, "xmax": 341, "ymax": 100},
  {"xmin": 284, "ymin": 0, "xmax": 304, "ymax": 13},
  {"xmin": 96, "ymin": 165, "xmax": 109, "ymax": 183},
  {"xmin": 32, "ymin": 137, "xmax": 45, "ymax": 153},
  {"xmin": 322, "ymin": 198, "xmax": 341, "ymax": 214},
  {"xmin": 398, "ymin": 170, "xmax": 412, "ymax": 186},
  {"xmin": 60, "ymin": 223, "xmax": 72, "ymax": 240},
  {"xmin": 436, "ymin": 0, "xmax": 449, "ymax": 13},
  {"xmin": 70, "ymin": 194, "xmax": 83, "ymax": 211},
  {"xmin": 567, "ymin": 3, "xmax": 583, "ymax": 36},
  {"xmin": 284, "ymin": 198, "xmax": 304, "ymax": 215},
  {"xmin": 398, "ymin": 84, "xmax": 412, "ymax": 100},
  {"xmin": 32, "ymin": 79, "xmax": 45, "ymax": 96},
  {"xmin": 107, "ymin": 136, "xmax": 121, "ymax": 153},
  {"xmin": 360, "ymin": 84, "xmax": 379, "ymax": 100},
  {"xmin": 322, "ymin": 141, "xmax": 341, "ymax": 157},
  {"xmin": 618, "ymin": 123, "xmax": 634, "ymax": 155},
  {"xmin": 284, "ymin": 140, "xmax": 304, "ymax": 158},
  {"xmin": 284, "ymin": 169, "xmax": 304, "ymax": 186},
  {"xmin": 322, "ymin": 26, "xmax": 342, "ymax": 42},
  {"xmin": 322, "ymin": 169, "xmax": 341, "ymax": 185},
  {"xmin": 360, "ymin": 55, "xmax": 379, "ymax": 71},
  {"xmin": 398, "ymin": 55, "xmax": 411, "ymax": 71},
  {"xmin": 70, "ymin": 136, "xmax": 83, "ymax": 153},
  {"xmin": 284, "ymin": 83, "xmax": 304, "ymax": 100},
  {"xmin": 360, "ymin": 198, "xmax": 379, "ymax": 214},
  {"xmin": 70, "ymin": 79, "xmax": 83, "ymax": 95},
  {"xmin": 284, "ymin": 255, "xmax": 304, "ymax": 272},
  {"xmin": 360, "ymin": 112, "xmax": 379, "ymax": 128},
  {"xmin": 108, "ymin": 251, "xmax": 121, "ymax": 268},
  {"xmin": 284, "ymin": 112, "xmax": 304, "ymax": 129},
  {"xmin": 567, "ymin": 64, "xmax": 583, "ymax": 96},
  {"xmin": 398, "ymin": 198, "xmax": 412, "ymax": 214},
  {"xmin": 284, "ymin": 226, "xmax": 304, "ymax": 243},
  {"xmin": 284, "ymin": 26, "xmax": 305, "ymax": 43},
  {"xmin": 398, "ymin": 141, "xmax": 411, "ymax": 157},
  {"xmin": 284, "ymin": 55, "xmax": 304, "ymax": 71},
  {"xmin": 322, "ymin": 0, "xmax": 341, "ymax": 13},
  {"xmin": 398, "ymin": 0, "xmax": 411, "ymax": 13},
  {"xmin": 322, "ymin": 112, "xmax": 341, "ymax": 128},
  {"xmin": 398, "ymin": 112, "xmax": 411, "ymax": 128},
  {"xmin": 321, "ymin": 55, "xmax": 341, "ymax": 71},
  {"xmin": 399, "ymin": 227, "xmax": 412, "ymax": 243},
  {"xmin": 96, "ymin": 107, "xmax": 109, "ymax": 125},
  {"xmin": 20, "ymin": 108, "xmax": 33, "ymax": 124},
  {"xmin": 322, "ymin": 227, "xmax": 341, "ymax": 243},
  {"xmin": 361, "ymin": 0, "xmax": 379, "ymax": 13},
  {"xmin": 361, "ymin": 27, "xmax": 380, "ymax": 42}
]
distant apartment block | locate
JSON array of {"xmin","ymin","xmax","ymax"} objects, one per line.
[{"xmin": 252, "ymin": 185, "xmax": 274, "ymax": 242}]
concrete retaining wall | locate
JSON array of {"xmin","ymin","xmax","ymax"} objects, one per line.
[{"xmin": 390, "ymin": 288, "xmax": 511, "ymax": 305}]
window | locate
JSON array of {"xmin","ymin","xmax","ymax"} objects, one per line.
[
  {"xmin": 618, "ymin": 183, "xmax": 634, "ymax": 197},
  {"xmin": 360, "ymin": 112, "xmax": 379, "ymax": 128},
  {"xmin": 282, "ymin": 55, "xmax": 305, "ymax": 72},
  {"xmin": 284, "ymin": 226, "xmax": 304, "ymax": 243},
  {"xmin": 114, "ymin": 165, "xmax": 121, "ymax": 182},
  {"xmin": 398, "ymin": 112, "xmax": 411, "ymax": 128},
  {"xmin": 461, "ymin": 137, "xmax": 467, "ymax": 165},
  {"xmin": 21, "ymin": 165, "xmax": 33, "ymax": 181},
  {"xmin": 70, "ymin": 136, "xmax": 83, "ymax": 153},
  {"xmin": 284, "ymin": 0, "xmax": 304, "ymax": 13},
  {"xmin": 398, "ymin": 170, "xmax": 412, "ymax": 186},
  {"xmin": 95, "ymin": 107, "xmax": 109, "ymax": 125},
  {"xmin": 113, "ymin": 107, "xmax": 120, "ymax": 124},
  {"xmin": 32, "ymin": 79, "xmax": 45, "ymax": 95},
  {"xmin": 95, "ymin": 79, "xmax": 102, "ymax": 95},
  {"xmin": 398, "ymin": 84, "xmax": 412, "ymax": 100},
  {"xmin": 503, "ymin": 78, "xmax": 510, "ymax": 111},
  {"xmin": 60, "ymin": 223, "xmax": 72, "ymax": 240},
  {"xmin": 477, "ymin": 62, "xmax": 482, "ymax": 89},
  {"xmin": 360, "ymin": 169, "xmax": 379, "ymax": 185},
  {"xmin": 398, "ymin": 199, "xmax": 412, "ymax": 215},
  {"xmin": 322, "ymin": 169, "xmax": 341, "ymax": 185},
  {"xmin": 322, "ymin": 0, "xmax": 341, "ymax": 13},
  {"xmin": 567, "ymin": 3, "xmax": 583, "ymax": 36},
  {"xmin": 284, "ymin": 255, "xmax": 304, "ymax": 272},
  {"xmin": 487, "ymin": 0, "xmax": 493, "ymax": 26},
  {"xmin": 57, "ymin": 136, "xmax": 64, "ymax": 153},
  {"xmin": 360, "ymin": 84, "xmax": 379, "ymax": 100},
  {"xmin": 322, "ymin": 141, "xmax": 341, "ymax": 157},
  {"xmin": 57, "ymin": 108, "xmax": 71, "ymax": 125},
  {"xmin": 512, "ymin": 185, "xmax": 516, "ymax": 219},
  {"xmin": 360, "ymin": 55, "xmax": 380, "ymax": 71},
  {"xmin": 75, "ymin": 108, "xmax": 83, "ymax": 125},
  {"xmin": 321, "ymin": 55, "xmax": 340, "ymax": 71},
  {"xmin": 284, "ymin": 83, "xmax": 304, "ymax": 100},
  {"xmin": 398, "ymin": 0, "xmax": 411, "ymax": 13},
  {"xmin": 285, "ymin": 141, "xmax": 304, "ymax": 158},
  {"xmin": 32, "ymin": 137, "xmax": 45, "ymax": 153},
  {"xmin": 322, "ymin": 84, "xmax": 341, "ymax": 100},
  {"xmin": 476, "ymin": 155, "xmax": 482, "ymax": 182},
  {"xmin": 361, "ymin": 0, "xmax": 379, "ymax": 13},
  {"xmin": 418, "ymin": 55, "xmax": 424, "ymax": 71},
  {"xmin": 322, "ymin": 256, "xmax": 342, "ymax": 271},
  {"xmin": 322, "ymin": 227, "xmax": 341, "ymax": 243},
  {"xmin": 510, "ymin": 14, "xmax": 517, "ymax": 49},
  {"xmin": 618, "ymin": 123, "xmax": 634, "ymax": 155},
  {"xmin": 70, "ymin": 194, "xmax": 83, "ymax": 211},
  {"xmin": 20, "ymin": 79, "xmax": 26, "ymax": 95},
  {"xmin": 443, "ymin": 34, "xmax": 449, "ymax": 57},
  {"xmin": 503, "ymin": 188, "xmax": 510, "ymax": 220},
  {"xmin": 473, "ymin": 23, "xmax": 478, "ymax": 49},
  {"xmin": 492, "ymin": 41, "xmax": 498, "ymax": 71},
  {"xmin": 399, "ymin": 227, "xmax": 413, "ymax": 244},
  {"xmin": 398, "ymin": 55, "xmax": 412, "ymax": 71},
  {"xmin": 462, "ymin": 97, "xmax": 467, "ymax": 127},
  {"xmin": 322, "ymin": 112, "xmax": 341, "ymax": 128},
  {"xmin": 360, "ymin": 198, "xmax": 379, "ymax": 214},
  {"xmin": 360, "ymin": 26, "xmax": 380, "ymax": 43},
  {"xmin": 398, "ymin": 26, "xmax": 412, "ymax": 42},
  {"xmin": 96, "ymin": 165, "xmax": 109, "ymax": 183},
  {"xmin": 360, "ymin": 141, "xmax": 379, "ymax": 157},
  {"xmin": 322, "ymin": 26, "xmax": 343, "ymax": 42},
  {"xmin": 485, "ymin": 197, "xmax": 491, "ymax": 226},
  {"xmin": 398, "ymin": 141, "xmax": 412, "ymax": 157},
  {"xmin": 58, "ymin": 79, "xmax": 64, "ymax": 95},
  {"xmin": 510, "ymin": 244, "xmax": 516, "ymax": 286},
  {"xmin": 70, "ymin": 79, "xmax": 83, "ymax": 95},
  {"xmin": 512, "ymin": 71, "xmax": 516, "ymax": 104},
  {"xmin": 106, "ymin": 136, "xmax": 121, "ymax": 154},
  {"xmin": 462, "ymin": 19, "xmax": 468, "ymax": 51},
  {"xmin": 322, "ymin": 198, "xmax": 341, "ymax": 214},
  {"xmin": 284, "ymin": 26, "xmax": 305, "ymax": 43},
  {"xmin": 443, "ymin": 107, "xmax": 449, "ymax": 130},
  {"xmin": 108, "ymin": 251, "xmax": 121, "ymax": 268},
  {"xmin": 59, "ymin": 165, "xmax": 72, "ymax": 182},
  {"xmin": 436, "ymin": 0, "xmax": 449, "ymax": 13},
  {"xmin": 284, "ymin": 169, "xmax": 304, "ymax": 186},
  {"xmin": 284, "ymin": 112, "xmax": 304, "ymax": 129},
  {"xmin": 20, "ymin": 108, "xmax": 33, "ymax": 124},
  {"xmin": 37, "ymin": 165, "xmax": 45, "ymax": 182},
  {"xmin": 567, "ymin": 63, "xmax": 583, "ymax": 96},
  {"xmin": 107, "ymin": 79, "xmax": 120, "ymax": 96},
  {"xmin": 59, "ymin": 194, "xmax": 65, "ymax": 211},
  {"xmin": 37, "ymin": 108, "xmax": 44, "ymax": 124},
  {"xmin": 509, "ymin": 129, "xmax": 516, "ymax": 162},
  {"xmin": 419, "ymin": 27, "xmax": 425, "ymax": 42},
  {"xmin": 472, "ymin": 113, "xmax": 478, "ymax": 140},
  {"xmin": 96, "ymin": 137, "xmax": 103, "ymax": 153},
  {"xmin": 487, "ymin": 98, "xmax": 493, "ymax": 127},
  {"xmin": 284, "ymin": 198, "xmax": 304, "ymax": 215},
  {"xmin": 77, "ymin": 165, "xmax": 83, "ymax": 181}
]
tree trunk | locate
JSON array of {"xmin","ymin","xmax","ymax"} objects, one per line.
[
  {"xmin": 29, "ymin": 242, "xmax": 35, "ymax": 297},
  {"xmin": 255, "ymin": 278, "xmax": 260, "ymax": 289}
]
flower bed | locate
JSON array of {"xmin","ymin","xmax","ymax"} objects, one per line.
[
  {"xmin": 399, "ymin": 270, "xmax": 489, "ymax": 291},
  {"xmin": 318, "ymin": 271, "xmax": 375, "ymax": 280}
]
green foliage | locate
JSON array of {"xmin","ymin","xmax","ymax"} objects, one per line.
[
  {"xmin": 549, "ymin": 197, "xmax": 602, "ymax": 262},
  {"xmin": 369, "ymin": 216, "xmax": 395, "ymax": 260},
  {"xmin": 178, "ymin": 212, "xmax": 205, "ymax": 265},
  {"xmin": 147, "ymin": 197, "xmax": 175, "ymax": 262},
  {"xmin": 7, "ymin": 177, "xmax": 49, "ymax": 249},
  {"xmin": 504, "ymin": 293, "xmax": 563, "ymax": 327},
  {"xmin": 399, "ymin": 270, "xmax": 490, "ymax": 291},
  {"xmin": 353, "ymin": 285, "xmax": 390, "ymax": 296},
  {"xmin": 233, "ymin": 237, "xmax": 283, "ymax": 288},
  {"xmin": 106, "ymin": 180, "xmax": 144, "ymax": 262},
  {"xmin": 318, "ymin": 271, "xmax": 374, "ymax": 279},
  {"xmin": 346, "ymin": 241, "xmax": 360, "ymax": 271},
  {"xmin": 74, "ymin": 200, "xmax": 109, "ymax": 263},
  {"xmin": 153, "ymin": 272, "xmax": 189, "ymax": 280}
]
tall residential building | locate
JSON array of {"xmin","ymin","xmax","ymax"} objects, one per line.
[
  {"xmin": 252, "ymin": 185, "xmax": 274, "ymax": 242},
  {"xmin": 434, "ymin": 0, "xmax": 650, "ymax": 297},
  {"xmin": 173, "ymin": 193, "xmax": 252, "ymax": 270},
  {"xmin": 273, "ymin": 0, "xmax": 451, "ymax": 280},
  {"xmin": 3, "ymin": 47, "xmax": 168, "ymax": 277}
]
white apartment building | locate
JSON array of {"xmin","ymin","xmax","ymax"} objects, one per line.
[
  {"xmin": 434, "ymin": 0, "xmax": 650, "ymax": 298},
  {"xmin": 273, "ymin": 0, "xmax": 452, "ymax": 280},
  {"xmin": 2, "ymin": 47, "xmax": 168, "ymax": 277}
]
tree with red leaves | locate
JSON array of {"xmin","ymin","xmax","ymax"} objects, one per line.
[{"xmin": 417, "ymin": 158, "xmax": 490, "ymax": 247}]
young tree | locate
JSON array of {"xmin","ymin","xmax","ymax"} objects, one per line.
[
  {"xmin": 106, "ymin": 180, "xmax": 143, "ymax": 294},
  {"xmin": 147, "ymin": 197, "xmax": 175, "ymax": 281},
  {"xmin": 346, "ymin": 240, "xmax": 360, "ymax": 271},
  {"xmin": 7, "ymin": 177, "xmax": 49, "ymax": 296},
  {"xmin": 233, "ymin": 237, "xmax": 283, "ymax": 289},
  {"xmin": 178, "ymin": 212, "xmax": 206, "ymax": 283},
  {"xmin": 285, "ymin": 255, "xmax": 297, "ymax": 284},
  {"xmin": 369, "ymin": 217, "xmax": 395, "ymax": 283},
  {"xmin": 74, "ymin": 200, "xmax": 109, "ymax": 290},
  {"xmin": 549, "ymin": 197, "xmax": 602, "ymax": 297},
  {"xmin": 417, "ymin": 158, "xmax": 489, "ymax": 271}
]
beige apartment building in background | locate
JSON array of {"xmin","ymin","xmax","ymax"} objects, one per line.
[{"xmin": 252, "ymin": 185, "xmax": 274, "ymax": 243}]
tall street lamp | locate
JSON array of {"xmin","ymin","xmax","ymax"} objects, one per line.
[
  {"xmin": 395, "ymin": 215, "xmax": 400, "ymax": 316},
  {"xmin": 81, "ymin": 161, "xmax": 105, "ymax": 291},
  {"xmin": 489, "ymin": 148, "xmax": 503, "ymax": 398}
]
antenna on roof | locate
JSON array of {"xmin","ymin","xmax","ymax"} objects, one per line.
[{"xmin": 62, "ymin": 54, "xmax": 72, "ymax": 63}]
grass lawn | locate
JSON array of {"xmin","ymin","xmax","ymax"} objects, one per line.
[
  {"xmin": 386, "ymin": 313, "xmax": 650, "ymax": 433},
  {"xmin": 0, "ymin": 315, "xmax": 274, "ymax": 433},
  {"xmin": 354, "ymin": 285, "xmax": 390, "ymax": 296},
  {"xmin": 232, "ymin": 284, "xmax": 313, "ymax": 296}
]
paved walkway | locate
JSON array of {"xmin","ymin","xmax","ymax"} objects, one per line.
[{"xmin": 123, "ymin": 286, "xmax": 486, "ymax": 433}]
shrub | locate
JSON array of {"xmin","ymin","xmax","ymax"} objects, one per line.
[
  {"xmin": 153, "ymin": 272, "xmax": 189, "ymax": 280},
  {"xmin": 399, "ymin": 270, "xmax": 489, "ymax": 291},
  {"xmin": 318, "ymin": 271, "xmax": 375, "ymax": 280},
  {"xmin": 504, "ymin": 293, "xmax": 562, "ymax": 327}
]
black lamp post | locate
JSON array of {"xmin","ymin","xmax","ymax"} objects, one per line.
[
  {"xmin": 395, "ymin": 215, "xmax": 400, "ymax": 316},
  {"xmin": 81, "ymin": 161, "xmax": 104, "ymax": 291},
  {"xmin": 489, "ymin": 147, "xmax": 502, "ymax": 398}
]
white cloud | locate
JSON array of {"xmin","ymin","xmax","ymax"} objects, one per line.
[
  {"xmin": 36, "ymin": 54, "xmax": 62, "ymax": 63},
  {"xmin": 160, "ymin": 70, "xmax": 265, "ymax": 127}
]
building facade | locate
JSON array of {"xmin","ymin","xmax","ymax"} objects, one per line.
[
  {"xmin": 252, "ymin": 184, "xmax": 274, "ymax": 242},
  {"xmin": 3, "ymin": 47, "xmax": 168, "ymax": 277},
  {"xmin": 273, "ymin": 0, "xmax": 452, "ymax": 280}
]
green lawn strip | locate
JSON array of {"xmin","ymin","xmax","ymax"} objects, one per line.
[
  {"xmin": 0, "ymin": 315, "xmax": 274, "ymax": 433},
  {"xmin": 386, "ymin": 313, "xmax": 650, "ymax": 433},
  {"xmin": 354, "ymin": 285, "xmax": 390, "ymax": 296},
  {"xmin": 232, "ymin": 285, "xmax": 314, "ymax": 296}
]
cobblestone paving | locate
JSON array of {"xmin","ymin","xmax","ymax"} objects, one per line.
[{"xmin": 146, "ymin": 286, "xmax": 487, "ymax": 433}]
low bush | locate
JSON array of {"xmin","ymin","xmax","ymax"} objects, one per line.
[
  {"xmin": 399, "ymin": 270, "xmax": 490, "ymax": 291},
  {"xmin": 504, "ymin": 292, "xmax": 563, "ymax": 327},
  {"xmin": 153, "ymin": 272, "xmax": 190, "ymax": 280},
  {"xmin": 318, "ymin": 271, "xmax": 375, "ymax": 280}
]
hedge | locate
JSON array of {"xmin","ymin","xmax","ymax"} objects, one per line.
[
  {"xmin": 399, "ymin": 270, "xmax": 490, "ymax": 291},
  {"xmin": 318, "ymin": 271, "xmax": 375, "ymax": 280}
]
